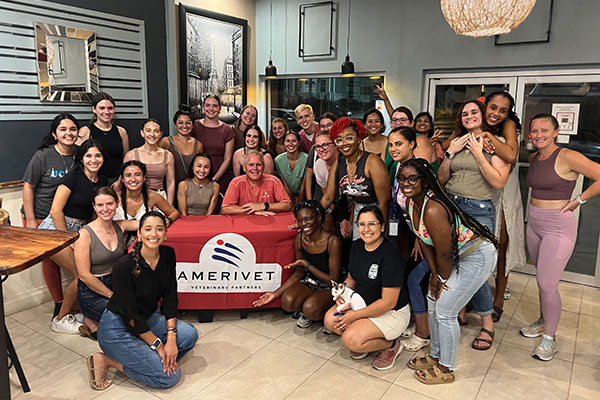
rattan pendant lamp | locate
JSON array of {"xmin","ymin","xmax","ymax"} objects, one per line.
[{"xmin": 440, "ymin": 0, "xmax": 537, "ymax": 37}]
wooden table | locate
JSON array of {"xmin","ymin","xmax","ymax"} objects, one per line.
[{"xmin": 0, "ymin": 225, "xmax": 78, "ymax": 399}]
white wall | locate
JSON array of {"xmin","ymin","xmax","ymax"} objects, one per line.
[
  {"xmin": 255, "ymin": 0, "xmax": 600, "ymax": 112},
  {"xmin": 1, "ymin": 186, "xmax": 60, "ymax": 315}
]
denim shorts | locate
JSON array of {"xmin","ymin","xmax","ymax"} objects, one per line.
[
  {"xmin": 449, "ymin": 194, "xmax": 495, "ymax": 232},
  {"xmin": 38, "ymin": 214, "xmax": 85, "ymax": 232},
  {"xmin": 77, "ymin": 275, "xmax": 113, "ymax": 322}
]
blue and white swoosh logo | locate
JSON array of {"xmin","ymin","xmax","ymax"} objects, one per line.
[{"xmin": 211, "ymin": 239, "xmax": 244, "ymax": 268}]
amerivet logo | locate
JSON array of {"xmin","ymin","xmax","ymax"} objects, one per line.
[{"xmin": 176, "ymin": 233, "xmax": 282, "ymax": 293}]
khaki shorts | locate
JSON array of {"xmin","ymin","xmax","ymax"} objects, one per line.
[{"xmin": 368, "ymin": 304, "xmax": 410, "ymax": 340}]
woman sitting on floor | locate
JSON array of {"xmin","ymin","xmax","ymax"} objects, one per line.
[
  {"xmin": 253, "ymin": 200, "xmax": 341, "ymax": 329},
  {"xmin": 324, "ymin": 205, "xmax": 410, "ymax": 371},
  {"xmin": 90, "ymin": 211, "xmax": 198, "ymax": 390},
  {"xmin": 74, "ymin": 187, "xmax": 138, "ymax": 340}
]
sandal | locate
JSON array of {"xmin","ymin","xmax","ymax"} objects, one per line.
[
  {"xmin": 79, "ymin": 325, "xmax": 98, "ymax": 341},
  {"xmin": 491, "ymin": 306, "xmax": 504, "ymax": 323},
  {"xmin": 415, "ymin": 364, "xmax": 455, "ymax": 385},
  {"xmin": 400, "ymin": 323, "xmax": 416, "ymax": 338},
  {"xmin": 471, "ymin": 328, "xmax": 495, "ymax": 351},
  {"xmin": 408, "ymin": 354, "xmax": 438, "ymax": 370},
  {"xmin": 402, "ymin": 333, "xmax": 431, "ymax": 352},
  {"xmin": 87, "ymin": 355, "xmax": 111, "ymax": 390}
]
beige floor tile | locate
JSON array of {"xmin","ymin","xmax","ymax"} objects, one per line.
[
  {"xmin": 178, "ymin": 310, "xmax": 226, "ymax": 338},
  {"xmin": 276, "ymin": 322, "xmax": 343, "ymax": 359},
  {"xmin": 381, "ymin": 384, "xmax": 438, "ymax": 400},
  {"xmin": 502, "ymin": 300, "xmax": 578, "ymax": 362},
  {"xmin": 93, "ymin": 379, "xmax": 161, "ymax": 399},
  {"xmin": 193, "ymin": 341, "xmax": 326, "ymax": 400},
  {"xmin": 231, "ymin": 309, "xmax": 296, "ymax": 339},
  {"xmin": 286, "ymin": 360, "xmax": 392, "ymax": 400},
  {"xmin": 394, "ymin": 333, "xmax": 497, "ymax": 400},
  {"xmin": 12, "ymin": 357, "xmax": 127, "ymax": 400},
  {"xmin": 580, "ymin": 286, "xmax": 600, "ymax": 318},
  {"xmin": 144, "ymin": 323, "xmax": 272, "ymax": 399},
  {"xmin": 476, "ymin": 343, "xmax": 570, "ymax": 400},
  {"xmin": 9, "ymin": 302, "xmax": 55, "ymax": 332},
  {"xmin": 574, "ymin": 314, "xmax": 600, "ymax": 369},
  {"xmin": 7, "ymin": 327, "xmax": 82, "ymax": 384},
  {"xmin": 569, "ymin": 362, "xmax": 600, "ymax": 400}
]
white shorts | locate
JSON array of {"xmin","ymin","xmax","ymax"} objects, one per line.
[{"xmin": 368, "ymin": 304, "xmax": 410, "ymax": 340}]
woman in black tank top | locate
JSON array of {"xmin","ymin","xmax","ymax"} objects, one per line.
[
  {"xmin": 253, "ymin": 200, "xmax": 341, "ymax": 329},
  {"xmin": 77, "ymin": 92, "xmax": 129, "ymax": 182}
]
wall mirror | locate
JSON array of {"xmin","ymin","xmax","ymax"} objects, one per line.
[{"xmin": 35, "ymin": 22, "xmax": 98, "ymax": 102}]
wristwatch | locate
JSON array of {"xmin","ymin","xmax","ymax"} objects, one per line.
[
  {"xmin": 264, "ymin": 202, "xmax": 270, "ymax": 211},
  {"xmin": 444, "ymin": 151, "xmax": 454, "ymax": 160},
  {"xmin": 150, "ymin": 337, "xmax": 162, "ymax": 350}
]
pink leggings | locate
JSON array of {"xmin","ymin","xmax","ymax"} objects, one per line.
[{"xmin": 526, "ymin": 205, "xmax": 577, "ymax": 335}]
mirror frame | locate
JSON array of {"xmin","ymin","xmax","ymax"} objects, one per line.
[{"xmin": 35, "ymin": 22, "xmax": 98, "ymax": 102}]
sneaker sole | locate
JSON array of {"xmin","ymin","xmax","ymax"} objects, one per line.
[
  {"xmin": 520, "ymin": 330, "xmax": 544, "ymax": 338},
  {"xmin": 372, "ymin": 347, "xmax": 403, "ymax": 371},
  {"xmin": 349, "ymin": 352, "xmax": 369, "ymax": 360},
  {"xmin": 532, "ymin": 352, "xmax": 556, "ymax": 362},
  {"xmin": 51, "ymin": 327, "xmax": 82, "ymax": 334}
]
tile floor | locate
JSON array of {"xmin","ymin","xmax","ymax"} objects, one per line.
[{"xmin": 6, "ymin": 272, "xmax": 600, "ymax": 400}]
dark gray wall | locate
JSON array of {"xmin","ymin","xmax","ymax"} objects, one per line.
[
  {"xmin": 256, "ymin": 0, "xmax": 600, "ymax": 111},
  {"xmin": 1, "ymin": 0, "xmax": 169, "ymax": 182}
]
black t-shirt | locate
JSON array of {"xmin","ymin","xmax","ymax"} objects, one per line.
[
  {"xmin": 107, "ymin": 245, "xmax": 178, "ymax": 336},
  {"xmin": 347, "ymin": 237, "xmax": 408, "ymax": 310},
  {"xmin": 61, "ymin": 169, "xmax": 108, "ymax": 220}
]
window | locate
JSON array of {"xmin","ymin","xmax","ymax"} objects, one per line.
[{"xmin": 267, "ymin": 76, "xmax": 383, "ymax": 132}]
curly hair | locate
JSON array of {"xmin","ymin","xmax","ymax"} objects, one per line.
[
  {"xmin": 329, "ymin": 117, "xmax": 366, "ymax": 141},
  {"xmin": 454, "ymin": 100, "xmax": 491, "ymax": 137},
  {"xmin": 399, "ymin": 158, "xmax": 499, "ymax": 271},
  {"xmin": 485, "ymin": 91, "xmax": 522, "ymax": 135}
]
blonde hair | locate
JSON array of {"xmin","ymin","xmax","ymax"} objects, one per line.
[{"xmin": 294, "ymin": 104, "xmax": 313, "ymax": 117}]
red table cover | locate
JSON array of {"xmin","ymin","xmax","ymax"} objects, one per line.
[{"xmin": 165, "ymin": 213, "xmax": 297, "ymax": 309}]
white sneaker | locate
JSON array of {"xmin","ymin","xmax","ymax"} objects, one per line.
[
  {"xmin": 532, "ymin": 334, "xmax": 557, "ymax": 361},
  {"xmin": 52, "ymin": 314, "xmax": 83, "ymax": 334},
  {"xmin": 520, "ymin": 318, "xmax": 545, "ymax": 338},
  {"xmin": 297, "ymin": 313, "xmax": 312, "ymax": 329},
  {"xmin": 74, "ymin": 313, "xmax": 84, "ymax": 324}
]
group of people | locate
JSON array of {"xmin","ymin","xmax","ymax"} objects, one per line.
[{"xmin": 21, "ymin": 88, "xmax": 600, "ymax": 389}]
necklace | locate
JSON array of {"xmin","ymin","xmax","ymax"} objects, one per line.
[{"xmin": 55, "ymin": 145, "xmax": 74, "ymax": 174}]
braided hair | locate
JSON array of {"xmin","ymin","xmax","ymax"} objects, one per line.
[
  {"xmin": 399, "ymin": 158, "xmax": 499, "ymax": 271},
  {"xmin": 294, "ymin": 200, "xmax": 326, "ymax": 223},
  {"xmin": 119, "ymin": 160, "xmax": 149, "ymax": 220},
  {"xmin": 131, "ymin": 211, "xmax": 167, "ymax": 277}
]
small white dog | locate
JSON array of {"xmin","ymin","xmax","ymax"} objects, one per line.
[{"xmin": 331, "ymin": 281, "xmax": 366, "ymax": 312}]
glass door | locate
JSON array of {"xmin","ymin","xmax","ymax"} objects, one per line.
[
  {"xmin": 515, "ymin": 75, "xmax": 600, "ymax": 287},
  {"xmin": 425, "ymin": 76, "xmax": 518, "ymax": 140}
]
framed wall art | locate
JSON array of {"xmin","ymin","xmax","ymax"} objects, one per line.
[{"xmin": 179, "ymin": 4, "xmax": 248, "ymax": 123}]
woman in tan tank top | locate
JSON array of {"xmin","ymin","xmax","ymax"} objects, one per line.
[{"xmin": 177, "ymin": 153, "xmax": 220, "ymax": 215}]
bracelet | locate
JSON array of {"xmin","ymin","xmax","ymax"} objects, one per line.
[
  {"xmin": 437, "ymin": 274, "xmax": 448, "ymax": 284},
  {"xmin": 304, "ymin": 262, "xmax": 312, "ymax": 273},
  {"xmin": 576, "ymin": 195, "xmax": 587, "ymax": 205},
  {"xmin": 167, "ymin": 327, "xmax": 178, "ymax": 334}
]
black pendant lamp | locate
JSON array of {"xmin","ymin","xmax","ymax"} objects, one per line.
[
  {"xmin": 341, "ymin": 0, "xmax": 355, "ymax": 77},
  {"xmin": 265, "ymin": 0, "xmax": 277, "ymax": 79}
]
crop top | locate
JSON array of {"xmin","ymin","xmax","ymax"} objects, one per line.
[
  {"xmin": 81, "ymin": 222, "xmax": 126, "ymax": 275},
  {"xmin": 408, "ymin": 191, "xmax": 474, "ymax": 249},
  {"xmin": 133, "ymin": 148, "xmax": 168, "ymax": 191},
  {"xmin": 526, "ymin": 147, "xmax": 576, "ymax": 201}
]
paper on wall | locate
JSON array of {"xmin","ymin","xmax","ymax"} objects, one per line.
[{"xmin": 551, "ymin": 103, "xmax": 580, "ymax": 135}]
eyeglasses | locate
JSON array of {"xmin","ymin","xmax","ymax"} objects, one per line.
[
  {"xmin": 397, "ymin": 175, "xmax": 421, "ymax": 185},
  {"xmin": 334, "ymin": 135, "xmax": 357, "ymax": 146},
  {"xmin": 391, "ymin": 117, "xmax": 410, "ymax": 124},
  {"xmin": 357, "ymin": 221, "xmax": 380, "ymax": 229},
  {"xmin": 315, "ymin": 142, "xmax": 334, "ymax": 151}
]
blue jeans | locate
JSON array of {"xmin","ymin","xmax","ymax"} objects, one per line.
[
  {"xmin": 77, "ymin": 275, "xmax": 112, "ymax": 322},
  {"xmin": 98, "ymin": 309, "xmax": 198, "ymax": 388},
  {"xmin": 450, "ymin": 194, "xmax": 495, "ymax": 315},
  {"xmin": 428, "ymin": 240, "xmax": 497, "ymax": 370},
  {"xmin": 38, "ymin": 214, "xmax": 85, "ymax": 232},
  {"xmin": 407, "ymin": 260, "xmax": 430, "ymax": 315}
]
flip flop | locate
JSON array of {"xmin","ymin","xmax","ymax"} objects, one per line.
[{"xmin": 87, "ymin": 355, "xmax": 111, "ymax": 390}]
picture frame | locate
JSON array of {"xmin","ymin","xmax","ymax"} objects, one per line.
[{"xmin": 178, "ymin": 4, "xmax": 248, "ymax": 123}]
